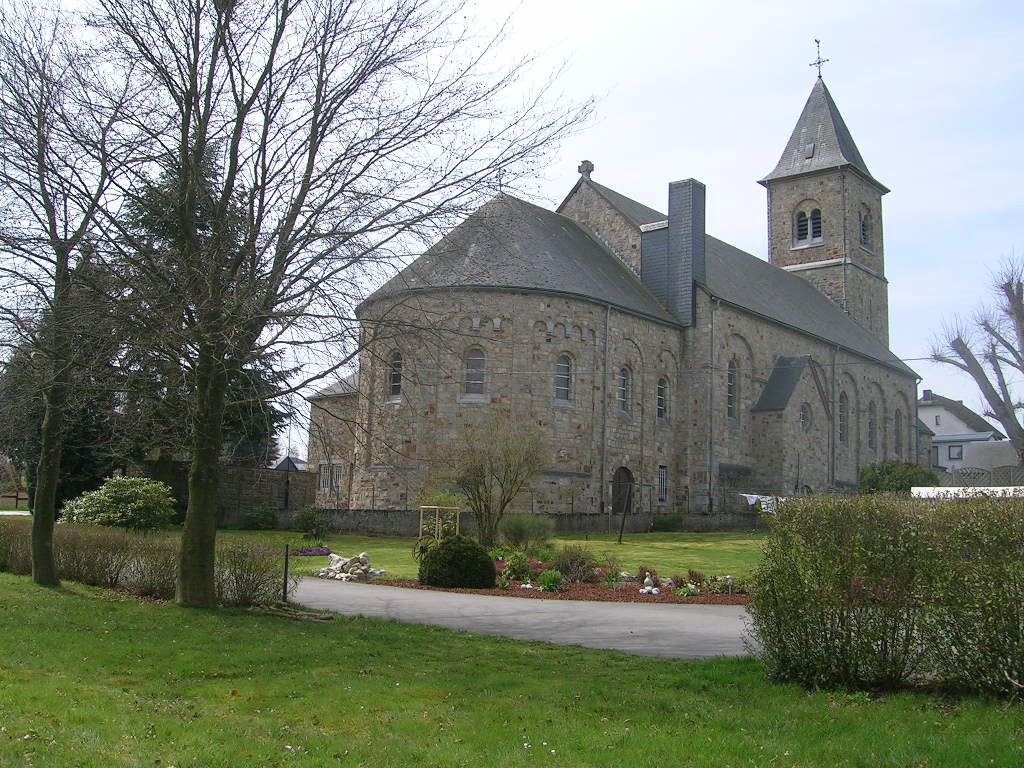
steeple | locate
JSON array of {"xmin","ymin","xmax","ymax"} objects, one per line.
[
  {"xmin": 759, "ymin": 78, "xmax": 891, "ymax": 345},
  {"xmin": 760, "ymin": 78, "xmax": 886, "ymax": 192}
]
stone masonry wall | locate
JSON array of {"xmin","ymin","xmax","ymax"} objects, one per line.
[{"xmin": 557, "ymin": 182, "xmax": 643, "ymax": 274}]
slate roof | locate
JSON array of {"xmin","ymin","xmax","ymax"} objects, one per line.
[
  {"xmin": 760, "ymin": 78, "xmax": 886, "ymax": 191},
  {"xmin": 358, "ymin": 194, "xmax": 679, "ymax": 325},
  {"xmin": 310, "ymin": 371, "xmax": 358, "ymax": 400},
  {"xmin": 702, "ymin": 234, "xmax": 914, "ymax": 377},
  {"xmin": 555, "ymin": 178, "xmax": 666, "ymax": 227},
  {"xmin": 918, "ymin": 391, "xmax": 1005, "ymax": 438},
  {"xmin": 752, "ymin": 356, "xmax": 810, "ymax": 412}
]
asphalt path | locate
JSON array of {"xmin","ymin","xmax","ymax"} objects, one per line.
[{"xmin": 293, "ymin": 578, "xmax": 753, "ymax": 659}]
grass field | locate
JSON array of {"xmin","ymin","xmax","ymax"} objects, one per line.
[
  {"xmin": 224, "ymin": 530, "xmax": 768, "ymax": 581},
  {"xmin": 0, "ymin": 573, "xmax": 1021, "ymax": 767}
]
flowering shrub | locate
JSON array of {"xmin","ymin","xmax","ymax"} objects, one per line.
[
  {"xmin": 674, "ymin": 583, "xmax": 700, "ymax": 597},
  {"xmin": 62, "ymin": 477, "xmax": 176, "ymax": 531}
]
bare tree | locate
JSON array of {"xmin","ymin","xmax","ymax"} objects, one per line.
[
  {"xmin": 441, "ymin": 411, "xmax": 547, "ymax": 547},
  {"xmin": 83, "ymin": 0, "xmax": 588, "ymax": 605},
  {"xmin": 932, "ymin": 260, "xmax": 1024, "ymax": 464},
  {"xmin": 0, "ymin": 2, "xmax": 135, "ymax": 585}
]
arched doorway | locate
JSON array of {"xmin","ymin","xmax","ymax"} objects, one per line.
[{"xmin": 611, "ymin": 466, "xmax": 634, "ymax": 517}]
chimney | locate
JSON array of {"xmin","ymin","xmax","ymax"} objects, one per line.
[
  {"xmin": 640, "ymin": 178, "xmax": 705, "ymax": 325},
  {"xmin": 922, "ymin": 389, "xmax": 932, "ymax": 400}
]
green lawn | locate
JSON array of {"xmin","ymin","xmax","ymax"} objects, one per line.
[
  {"xmin": 0, "ymin": 573, "xmax": 1021, "ymax": 767},
  {"xmin": 223, "ymin": 529, "xmax": 767, "ymax": 581}
]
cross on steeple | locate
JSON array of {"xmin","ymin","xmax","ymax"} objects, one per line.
[{"xmin": 810, "ymin": 39, "xmax": 829, "ymax": 78}]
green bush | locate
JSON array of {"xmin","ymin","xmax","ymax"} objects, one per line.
[
  {"xmin": 54, "ymin": 526, "xmax": 135, "ymax": 588},
  {"xmin": 418, "ymin": 535, "xmax": 495, "ymax": 589},
  {"xmin": 499, "ymin": 514, "xmax": 553, "ymax": 555},
  {"xmin": 501, "ymin": 551, "xmax": 533, "ymax": 582},
  {"xmin": 748, "ymin": 493, "xmax": 1024, "ymax": 696},
  {"xmin": 127, "ymin": 533, "xmax": 180, "ymax": 599},
  {"xmin": 552, "ymin": 544, "xmax": 599, "ymax": 583},
  {"xmin": 858, "ymin": 461, "xmax": 939, "ymax": 494},
  {"xmin": 216, "ymin": 542, "xmax": 294, "ymax": 606},
  {"xmin": 61, "ymin": 477, "xmax": 176, "ymax": 530},
  {"xmin": 537, "ymin": 568, "xmax": 564, "ymax": 592},
  {"xmin": 242, "ymin": 505, "xmax": 277, "ymax": 531},
  {"xmin": 291, "ymin": 505, "xmax": 331, "ymax": 543}
]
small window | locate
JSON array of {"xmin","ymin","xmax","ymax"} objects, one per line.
[
  {"xmin": 318, "ymin": 463, "xmax": 331, "ymax": 493},
  {"xmin": 935, "ymin": 414, "xmax": 941, "ymax": 426},
  {"xmin": 859, "ymin": 210, "xmax": 871, "ymax": 248},
  {"xmin": 554, "ymin": 354, "xmax": 572, "ymax": 401},
  {"xmin": 838, "ymin": 391, "xmax": 849, "ymax": 444},
  {"xmin": 795, "ymin": 206, "xmax": 822, "ymax": 244},
  {"xmin": 657, "ymin": 465, "xmax": 668, "ymax": 503},
  {"xmin": 464, "ymin": 348, "xmax": 485, "ymax": 395},
  {"xmin": 796, "ymin": 211, "xmax": 808, "ymax": 241},
  {"xmin": 867, "ymin": 401, "xmax": 878, "ymax": 451},
  {"xmin": 799, "ymin": 402, "xmax": 812, "ymax": 431},
  {"xmin": 617, "ymin": 368, "xmax": 631, "ymax": 413},
  {"xmin": 656, "ymin": 377, "xmax": 669, "ymax": 419},
  {"xmin": 726, "ymin": 359, "xmax": 738, "ymax": 420},
  {"xmin": 388, "ymin": 350, "xmax": 402, "ymax": 397},
  {"xmin": 949, "ymin": 445, "xmax": 963, "ymax": 460},
  {"xmin": 810, "ymin": 208, "xmax": 822, "ymax": 239}
]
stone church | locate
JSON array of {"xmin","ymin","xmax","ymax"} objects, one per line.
[{"xmin": 307, "ymin": 77, "xmax": 920, "ymax": 531}]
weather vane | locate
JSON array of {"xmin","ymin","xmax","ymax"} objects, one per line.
[{"xmin": 810, "ymin": 39, "xmax": 829, "ymax": 78}]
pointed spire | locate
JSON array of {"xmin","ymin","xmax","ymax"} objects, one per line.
[{"xmin": 760, "ymin": 79, "xmax": 887, "ymax": 192}]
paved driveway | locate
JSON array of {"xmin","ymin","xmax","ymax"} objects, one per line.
[{"xmin": 294, "ymin": 578, "xmax": 753, "ymax": 660}]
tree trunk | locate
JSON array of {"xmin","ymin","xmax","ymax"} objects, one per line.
[
  {"xmin": 176, "ymin": 349, "xmax": 228, "ymax": 607},
  {"xmin": 31, "ymin": 380, "xmax": 66, "ymax": 586}
]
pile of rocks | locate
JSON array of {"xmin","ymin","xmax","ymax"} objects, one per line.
[{"xmin": 316, "ymin": 552, "xmax": 386, "ymax": 581}]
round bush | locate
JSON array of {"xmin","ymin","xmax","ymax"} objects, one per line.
[
  {"xmin": 61, "ymin": 477, "xmax": 176, "ymax": 530},
  {"xmin": 418, "ymin": 535, "xmax": 496, "ymax": 589}
]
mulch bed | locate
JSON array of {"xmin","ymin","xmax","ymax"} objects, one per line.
[{"xmin": 361, "ymin": 578, "xmax": 751, "ymax": 605}]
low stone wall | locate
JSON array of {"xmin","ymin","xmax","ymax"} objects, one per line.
[{"xmin": 679, "ymin": 510, "xmax": 766, "ymax": 532}]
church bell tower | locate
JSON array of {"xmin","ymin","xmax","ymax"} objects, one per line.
[{"xmin": 759, "ymin": 76, "xmax": 890, "ymax": 344}]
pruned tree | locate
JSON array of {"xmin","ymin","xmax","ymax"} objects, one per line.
[
  {"xmin": 932, "ymin": 259, "xmax": 1024, "ymax": 464},
  {"xmin": 443, "ymin": 411, "xmax": 547, "ymax": 548},
  {"xmin": 0, "ymin": 2, "xmax": 135, "ymax": 585},
  {"xmin": 86, "ymin": 0, "xmax": 588, "ymax": 605}
]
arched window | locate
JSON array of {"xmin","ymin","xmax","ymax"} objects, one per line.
[
  {"xmin": 387, "ymin": 350, "xmax": 402, "ymax": 397},
  {"xmin": 617, "ymin": 368, "xmax": 631, "ymax": 413},
  {"xmin": 868, "ymin": 401, "xmax": 878, "ymax": 451},
  {"xmin": 656, "ymin": 377, "xmax": 669, "ymax": 419},
  {"xmin": 838, "ymin": 391, "xmax": 849, "ymax": 444},
  {"xmin": 859, "ymin": 207, "xmax": 872, "ymax": 248},
  {"xmin": 554, "ymin": 354, "xmax": 572, "ymax": 401},
  {"xmin": 463, "ymin": 348, "xmax": 485, "ymax": 395},
  {"xmin": 795, "ymin": 206, "xmax": 823, "ymax": 244},
  {"xmin": 726, "ymin": 358, "xmax": 738, "ymax": 420},
  {"xmin": 894, "ymin": 408, "xmax": 903, "ymax": 457}
]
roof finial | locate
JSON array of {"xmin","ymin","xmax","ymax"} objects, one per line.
[
  {"xmin": 578, "ymin": 159, "xmax": 594, "ymax": 180},
  {"xmin": 810, "ymin": 39, "xmax": 829, "ymax": 79}
]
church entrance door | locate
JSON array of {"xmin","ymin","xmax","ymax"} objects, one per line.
[{"xmin": 611, "ymin": 466, "xmax": 634, "ymax": 517}]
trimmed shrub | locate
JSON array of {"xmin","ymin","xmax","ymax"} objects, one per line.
[
  {"xmin": 0, "ymin": 518, "xmax": 32, "ymax": 575},
  {"xmin": 650, "ymin": 514, "xmax": 685, "ymax": 532},
  {"xmin": 54, "ymin": 525, "xmax": 135, "ymax": 588},
  {"xmin": 127, "ymin": 533, "xmax": 180, "ymax": 600},
  {"xmin": 418, "ymin": 535, "xmax": 495, "ymax": 589},
  {"xmin": 216, "ymin": 542, "xmax": 294, "ymax": 606},
  {"xmin": 552, "ymin": 544, "xmax": 600, "ymax": 583},
  {"xmin": 748, "ymin": 493, "xmax": 1024, "ymax": 696},
  {"xmin": 858, "ymin": 461, "xmax": 939, "ymax": 494},
  {"xmin": 62, "ymin": 477, "xmax": 176, "ymax": 530},
  {"xmin": 499, "ymin": 514, "xmax": 553, "ymax": 555}
]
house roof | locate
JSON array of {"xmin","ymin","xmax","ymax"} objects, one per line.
[
  {"xmin": 556, "ymin": 177, "xmax": 666, "ymax": 227},
  {"xmin": 358, "ymin": 194, "xmax": 680, "ymax": 325},
  {"xmin": 310, "ymin": 371, "xmax": 358, "ymax": 400},
  {"xmin": 752, "ymin": 356, "xmax": 810, "ymax": 412},
  {"xmin": 918, "ymin": 391, "xmax": 1005, "ymax": 438},
  {"xmin": 760, "ymin": 78, "xmax": 887, "ymax": 191}
]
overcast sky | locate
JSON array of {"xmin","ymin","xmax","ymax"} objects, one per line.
[{"xmin": 473, "ymin": 0, "xmax": 1024, "ymax": 419}]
